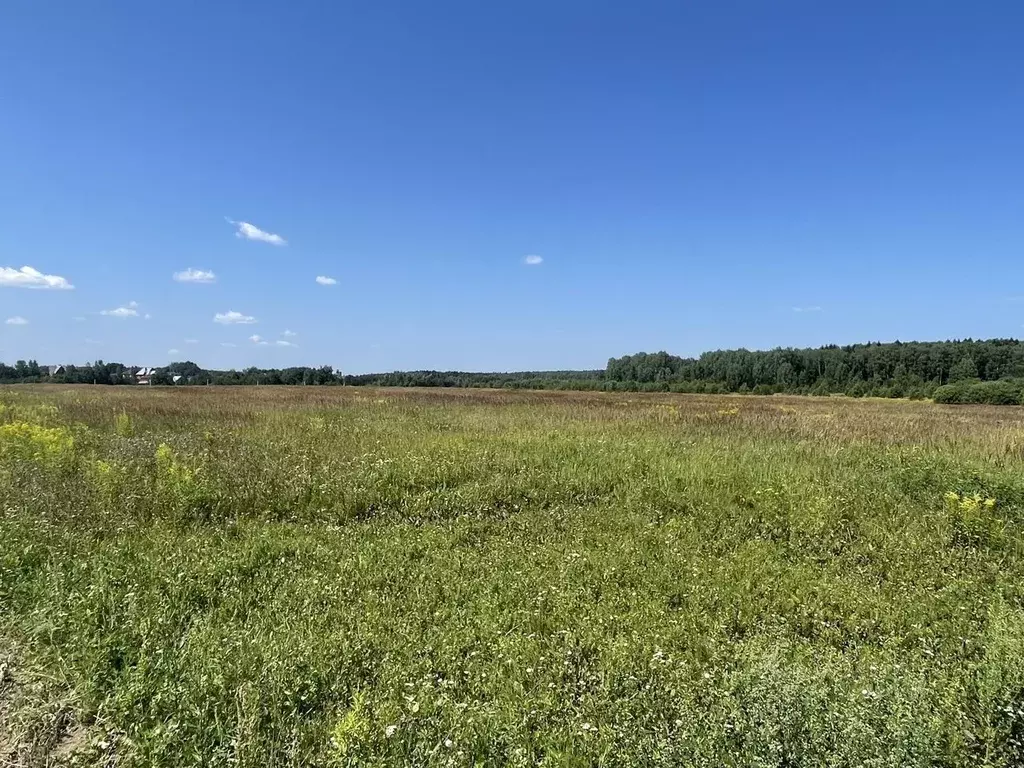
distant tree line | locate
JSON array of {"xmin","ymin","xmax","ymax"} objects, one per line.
[
  {"xmin": 604, "ymin": 339, "xmax": 1024, "ymax": 403},
  {"xmin": 0, "ymin": 361, "xmax": 344, "ymax": 387},
  {"xmin": 343, "ymin": 370, "xmax": 605, "ymax": 389},
  {"xmin": 0, "ymin": 360, "xmax": 603, "ymax": 390},
  {"xmin": 4, "ymin": 339, "xmax": 1024, "ymax": 404}
]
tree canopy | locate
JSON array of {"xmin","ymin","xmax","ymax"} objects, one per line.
[
  {"xmin": 605, "ymin": 339, "xmax": 1024, "ymax": 399},
  {"xmin": 5, "ymin": 339, "xmax": 1024, "ymax": 404}
]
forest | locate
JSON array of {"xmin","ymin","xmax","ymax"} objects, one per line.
[
  {"xmin": 604, "ymin": 338, "xmax": 1024, "ymax": 402},
  {"xmin": 4, "ymin": 338, "xmax": 1024, "ymax": 404}
]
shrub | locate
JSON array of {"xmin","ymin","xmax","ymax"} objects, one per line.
[
  {"xmin": 934, "ymin": 380, "xmax": 1023, "ymax": 405},
  {"xmin": 933, "ymin": 384, "xmax": 964, "ymax": 404},
  {"xmin": 973, "ymin": 380, "xmax": 1023, "ymax": 405},
  {"xmin": 845, "ymin": 381, "xmax": 869, "ymax": 398}
]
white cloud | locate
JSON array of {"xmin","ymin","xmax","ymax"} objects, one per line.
[
  {"xmin": 0, "ymin": 265, "xmax": 74, "ymax": 290},
  {"xmin": 226, "ymin": 218, "xmax": 286, "ymax": 245},
  {"xmin": 220, "ymin": 342, "xmax": 237, "ymax": 348},
  {"xmin": 101, "ymin": 303, "xmax": 140, "ymax": 318},
  {"xmin": 168, "ymin": 348, "xmax": 180, "ymax": 355},
  {"xmin": 524, "ymin": 254, "xmax": 543, "ymax": 266},
  {"xmin": 174, "ymin": 268, "xmax": 217, "ymax": 284},
  {"xmin": 250, "ymin": 334, "xmax": 296, "ymax": 348},
  {"xmin": 185, "ymin": 339, "xmax": 199, "ymax": 344},
  {"xmin": 792, "ymin": 306, "xmax": 822, "ymax": 313},
  {"xmin": 5, "ymin": 316, "xmax": 28, "ymax": 325},
  {"xmin": 282, "ymin": 329, "xmax": 297, "ymax": 337},
  {"xmin": 316, "ymin": 275, "xmax": 337, "ymax": 286},
  {"xmin": 214, "ymin": 311, "xmax": 257, "ymax": 325}
]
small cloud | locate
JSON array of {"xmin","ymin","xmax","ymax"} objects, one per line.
[
  {"xmin": 168, "ymin": 348, "xmax": 180, "ymax": 355},
  {"xmin": 282, "ymin": 329, "xmax": 297, "ymax": 337},
  {"xmin": 174, "ymin": 268, "xmax": 217, "ymax": 284},
  {"xmin": 144, "ymin": 313, "xmax": 152, "ymax": 320},
  {"xmin": 101, "ymin": 304, "xmax": 140, "ymax": 318},
  {"xmin": 226, "ymin": 218, "xmax": 286, "ymax": 245},
  {"xmin": 5, "ymin": 316, "xmax": 28, "ymax": 325},
  {"xmin": 524, "ymin": 254, "xmax": 543, "ymax": 266},
  {"xmin": 250, "ymin": 334, "xmax": 295, "ymax": 347},
  {"xmin": 220, "ymin": 342, "xmax": 237, "ymax": 348},
  {"xmin": 73, "ymin": 316, "xmax": 86, "ymax": 322},
  {"xmin": 316, "ymin": 275, "xmax": 337, "ymax": 286},
  {"xmin": 792, "ymin": 306, "xmax": 822, "ymax": 313},
  {"xmin": 0, "ymin": 265, "xmax": 74, "ymax": 290},
  {"xmin": 214, "ymin": 310, "xmax": 257, "ymax": 325},
  {"xmin": 185, "ymin": 339, "xmax": 199, "ymax": 344}
]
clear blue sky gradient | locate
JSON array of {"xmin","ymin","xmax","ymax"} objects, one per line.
[{"xmin": 1, "ymin": 1, "xmax": 1022, "ymax": 372}]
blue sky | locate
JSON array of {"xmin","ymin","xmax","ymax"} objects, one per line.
[{"xmin": 1, "ymin": 1, "xmax": 1022, "ymax": 372}]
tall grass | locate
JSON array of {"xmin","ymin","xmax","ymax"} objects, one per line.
[{"xmin": 2, "ymin": 386, "xmax": 1024, "ymax": 766}]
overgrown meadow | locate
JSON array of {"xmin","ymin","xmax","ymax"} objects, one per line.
[{"xmin": 3, "ymin": 386, "xmax": 1024, "ymax": 767}]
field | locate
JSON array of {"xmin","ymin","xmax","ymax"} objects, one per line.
[{"xmin": 3, "ymin": 386, "xmax": 1024, "ymax": 767}]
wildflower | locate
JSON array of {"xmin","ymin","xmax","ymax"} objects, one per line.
[
  {"xmin": 155, "ymin": 443, "xmax": 175, "ymax": 467},
  {"xmin": 0, "ymin": 421, "xmax": 74, "ymax": 462},
  {"xmin": 114, "ymin": 412, "xmax": 133, "ymax": 437},
  {"xmin": 444, "ymin": 738, "xmax": 454, "ymax": 748},
  {"xmin": 960, "ymin": 494, "xmax": 983, "ymax": 512},
  {"xmin": 385, "ymin": 725, "xmax": 397, "ymax": 738}
]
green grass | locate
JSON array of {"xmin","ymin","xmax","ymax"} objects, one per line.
[{"xmin": 3, "ymin": 386, "xmax": 1024, "ymax": 766}]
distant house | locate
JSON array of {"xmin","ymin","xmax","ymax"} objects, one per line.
[
  {"xmin": 135, "ymin": 367, "xmax": 156, "ymax": 385},
  {"xmin": 45, "ymin": 365, "xmax": 66, "ymax": 377},
  {"xmin": 172, "ymin": 375, "xmax": 183, "ymax": 384}
]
